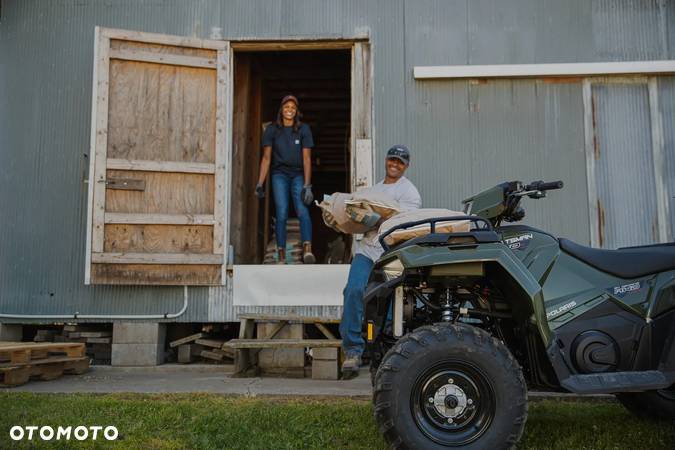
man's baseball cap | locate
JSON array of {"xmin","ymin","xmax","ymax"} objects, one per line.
[
  {"xmin": 280, "ymin": 94, "xmax": 299, "ymax": 107},
  {"xmin": 386, "ymin": 144, "xmax": 410, "ymax": 164}
]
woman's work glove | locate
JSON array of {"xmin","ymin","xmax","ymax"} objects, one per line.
[
  {"xmin": 301, "ymin": 184, "xmax": 314, "ymax": 205},
  {"xmin": 255, "ymin": 183, "xmax": 265, "ymax": 199}
]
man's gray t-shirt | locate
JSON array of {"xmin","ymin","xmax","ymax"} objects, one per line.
[{"xmin": 355, "ymin": 176, "xmax": 422, "ymax": 262}]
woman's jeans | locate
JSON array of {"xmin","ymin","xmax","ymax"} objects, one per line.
[
  {"xmin": 340, "ymin": 254, "xmax": 375, "ymax": 358},
  {"xmin": 271, "ymin": 172, "xmax": 312, "ymax": 248}
]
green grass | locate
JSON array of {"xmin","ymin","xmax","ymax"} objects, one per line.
[{"xmin": 1, "ymin": 393, "xmax": 674, "ymax": 449}]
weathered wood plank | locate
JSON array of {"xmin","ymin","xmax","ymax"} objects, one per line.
[
  {"xmin": 107, "ymin": 61, "xmax": 216, "ymax": 164},
  {"xmin": 109, "ymin": 48, "xmax": 216, "ymax": 69},
  {"xmin": 231, "ymin": 41, "xmax": 355, "ymax": 51},
  {"xmin": 225, "ymin": 339, "xmax": 341, "ymax": 349},
  {"xmin": 213, "ymin": 44, "xmax": 231, "ymax": 267},
  {"xmin": 105, "ymin": 177, "xmax": 146, "ymax": 191},
  {"xmin": 105, "ymin": 213, "xmax": 215, "ymax": 225},
  {"xmin": 237, "ymin": 314, "xmax": 341, "ymax": 324},
  {"xmin": 102, "ymin": 27, "xmax": 227, "ymax": 50},
  {"xmin": 106, "ymin": 159, "xmax": 216, "ymax": 174},
  {"xmin": 194, "ymin": 338, "xmax": 226, "ymax": 349},
  {"xmin": 315, "ymin": 323, "xmax": 337, "ymax": 340},
  {"xmin": 104, "ymin": 224, "xmax": 213, "ymax": 254},
  {"xmin": 105, "ymin": 171, "xmax": 214, "ymax": 214},
  {"xmin": 170, "ymin": 332, "xmax": 205, "ymax": 348},
  {"xmin": 91, "ymin": 29, "xmax": 111, "ymax": 256},
  {"xmin": 91, "ymin": 252, "xmax": 223, "ymax": 264},
  {"xmin": 90, "ymin": 263, "xmax": 221, "ymax": 285}
]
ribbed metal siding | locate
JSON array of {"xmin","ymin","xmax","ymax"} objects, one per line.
[
  {"xmin": 592, "ymin": 0, "xmax": 669, "ymax": 61},
  {"xmin": 592, "ymin": 82, "xmax": 659, "ymax": 248},
  {"xmin": 1, "ymin": 0, "xmax": 674, "ymax": 322},
  {"xmin": 405, "ymin": 78, "xmax": 590, "ymax": 244},
  {"xmin": 659, "ymin": 77, "xmax": 675, "ymax": 239}
]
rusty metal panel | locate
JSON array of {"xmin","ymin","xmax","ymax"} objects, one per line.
[
  {"xmin": 658, "ymin": 77, "xmax": 675, "ymax": 239},
  {"xmin": 591, "ymin": 82, "xmax": 659, "ymax": 248}
]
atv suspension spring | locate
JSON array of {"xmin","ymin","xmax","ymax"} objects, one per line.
[{"xmin": 441, "ymin": 289, "xmax": 453, "ymax": 322}]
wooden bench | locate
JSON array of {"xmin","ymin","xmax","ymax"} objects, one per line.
[{"xmin": 225, "ymin": 314, "xmax": 342, "ymax": 378}]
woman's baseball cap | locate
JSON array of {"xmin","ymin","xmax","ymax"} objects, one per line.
[{"xmin": 280, "ymin": 94, "xmax": 299, "ymax": 107}]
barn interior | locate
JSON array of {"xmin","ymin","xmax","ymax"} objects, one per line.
[{"xmin": 229, "ymin": 49, "xmax": 352, "ymax": 264}]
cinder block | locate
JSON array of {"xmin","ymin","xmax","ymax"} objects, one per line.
[
  {"xmin": 177, "ymin": 344, "xmax": 194, "ymax": 364},
  {"xmin": 113, "ymin": 322, "xmax": 166, "ymax": 345},
  {"xmin": 312, "ymin": 347, "xmax": 338, "ymax": 360},
  {"xmin": 312, "ymin": 359, "xmax": 339, "ymax": 380},
  {"xmin": 257, "ymin": 323, "xmax": 304, "ymax": 369},
  {"xmin": 111, "ymin": 343, "xmax": 164, "ymax": 366},
  {"xmin": 0, "ymin": 324, "xmax": 23, "ymax": 341}
]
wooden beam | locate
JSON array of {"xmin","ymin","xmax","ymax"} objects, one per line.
[
  {"xmin": 225, "ymin": 339, "xmax": 342, "ymax": 349},
  {"xmin": 315, "ymin": 323, "xmax": 337, "ymax": 340},
  {"xmin": 237, "ymin": 313, "xmax": 341, "ymax": 324},
  {"xmin": 90, "ymin": 28, "xmax": 111, "ymax": 270},
  {"xmin": 231, "ymin": 41, "xmax": 355, "ymax": 52},
  {"xmin": 100, "ymin": 27, "xmax": 227, "ymax": 50},
  {"xmin": 91, "ymin": 253, "xmax": 224, "ymax": 265},
  {"xmin": 109, "ymin": 48, "xmax": 216, "ymax": 69},
  {"xmin": 104, "ymin": 213, "xmax": 215, "ymax": 225},
  {"xmin": 106, "ymin": 158, "xmax": 216, "ymax": 174}
]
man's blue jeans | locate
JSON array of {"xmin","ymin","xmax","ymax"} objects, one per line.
[
  {"xmin": 340, "ymin": 254, "xmax": 374, "ymax": 358},
  {"xmin": 271, "ymin": 172, "xmax": 312, "ymax": 248}
]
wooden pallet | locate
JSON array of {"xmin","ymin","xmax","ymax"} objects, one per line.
[
  {"xmin": 0, "ymin": 356, "xmax": 90, "ymax": 387},
  {"xmin": 0, "ymin": 342, "xmax": 86, "ymax": 364}
]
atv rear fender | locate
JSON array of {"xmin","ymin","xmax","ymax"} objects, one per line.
[{"xmin": 365, "ymin": 242, "xmax": 553, "ymax": 346}]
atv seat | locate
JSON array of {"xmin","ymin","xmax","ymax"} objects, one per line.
[{"xmin": 559, "ymin": 238, "xmax": 675, "ymax": 279}]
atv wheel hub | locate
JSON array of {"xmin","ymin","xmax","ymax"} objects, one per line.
[{"xmin": 432, "ymin": 384, "xmax": 468, "ymax": 418}]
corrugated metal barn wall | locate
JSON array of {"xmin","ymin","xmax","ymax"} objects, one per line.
[{"xmin": 0, "ymin": 0, "xmax": 673, "ymax": 322}]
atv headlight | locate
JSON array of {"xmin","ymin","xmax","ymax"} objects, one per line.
[{"xmin": 382, "ymin": 258, "xmax": 404, "ymax": 281}]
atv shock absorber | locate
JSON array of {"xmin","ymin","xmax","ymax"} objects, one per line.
[{"xmin": 441, "ymin": 288, "xmax": 453, "ymax": 322}]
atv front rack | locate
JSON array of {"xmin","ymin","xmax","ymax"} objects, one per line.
[{"xmin": 378, "ymin": 215, "xmax": 494, "ymax": 251}]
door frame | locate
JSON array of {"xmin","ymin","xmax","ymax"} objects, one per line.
[{"xmin": 227, "ymin": 38, "xmax": 375, "ymax": 269}]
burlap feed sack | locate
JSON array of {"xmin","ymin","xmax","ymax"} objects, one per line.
[
  {"xmin": 379, "ymin": 208, "xmax": 471, "ymax": 246},
  {"xmin": 317, "ymin": 190, "xmax": 401, "ymax": 235}
]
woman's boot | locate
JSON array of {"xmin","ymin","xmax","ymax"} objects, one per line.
[
  {"xmin": 277, "ymin": 247, "xmax": 286, "ymax": 264},
  {"xmin": 302, "ymin": 241, "xmax": 316, "ymax": 264}
]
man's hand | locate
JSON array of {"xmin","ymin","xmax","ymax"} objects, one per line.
[
  {"xmin": 255, "ymin": 183, "xmax": 265, "ymax": 199},
  {"xmin": 301, "ymin": 184, "xmax": 313, "ymax": 205}
]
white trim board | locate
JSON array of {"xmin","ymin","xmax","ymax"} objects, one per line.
[
  {"xmin": 414, "ymin": 61, "xmax": 675, "ymax": 80},
  {"xmin": 233, "ymin": 265, "xmax": 350, "ymax": 306}
]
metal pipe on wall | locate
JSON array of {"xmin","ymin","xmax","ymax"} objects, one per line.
[{"xmin": 0, "ymin": 286, "xmax": 189, "ymax": 321}]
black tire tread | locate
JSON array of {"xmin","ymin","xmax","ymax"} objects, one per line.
[
  {"xmin": 616, "ymin": 389, "xmax": 675, "ymax": 420},
  {"xmin": 372, "ymin": 323, "xmax": 528, "ymax": 450}
]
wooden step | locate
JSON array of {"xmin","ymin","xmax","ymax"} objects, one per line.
[
  {"xmin": 238, "ymin": 314, "xmax": 341, "ymax": 324},
  {"xmin": 225, "ymin": 339, "xmax": 341, "ymax": 349}
]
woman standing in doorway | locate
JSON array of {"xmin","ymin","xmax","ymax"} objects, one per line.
[{"xmin": 256, "ymin": 95, "xmax": 315, "ymax": 264}]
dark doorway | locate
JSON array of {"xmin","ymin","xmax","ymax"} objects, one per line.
[{"xmin": 230, "ymin": 49, "xmax": 351, "ymax": 264}]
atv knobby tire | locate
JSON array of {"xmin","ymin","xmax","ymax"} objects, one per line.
[
  {"xmin": 372, "ymin": 323, "xmax": 527, "ymax": 450},
  {"xmin": 616, "ymin": 385, "xmax": 675, "ymax": 420}
]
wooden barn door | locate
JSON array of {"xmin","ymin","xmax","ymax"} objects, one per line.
[{"xmin": 85, "ymin": 27, "xmax": 232, "ymax": 285}]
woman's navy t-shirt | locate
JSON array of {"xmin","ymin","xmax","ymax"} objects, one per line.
[{"xmin": 262, "ymin": 123, "xmax": 314, "ymax": 176}]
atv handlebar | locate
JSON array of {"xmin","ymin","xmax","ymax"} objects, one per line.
[{"xmin": 524, "ymin": 180, "xmax": 564, "ymax": 192}]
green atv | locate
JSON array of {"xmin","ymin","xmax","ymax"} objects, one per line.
[{"xmin": 364, "ymin": 180, "xmax": 675, "ymax": 449}]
